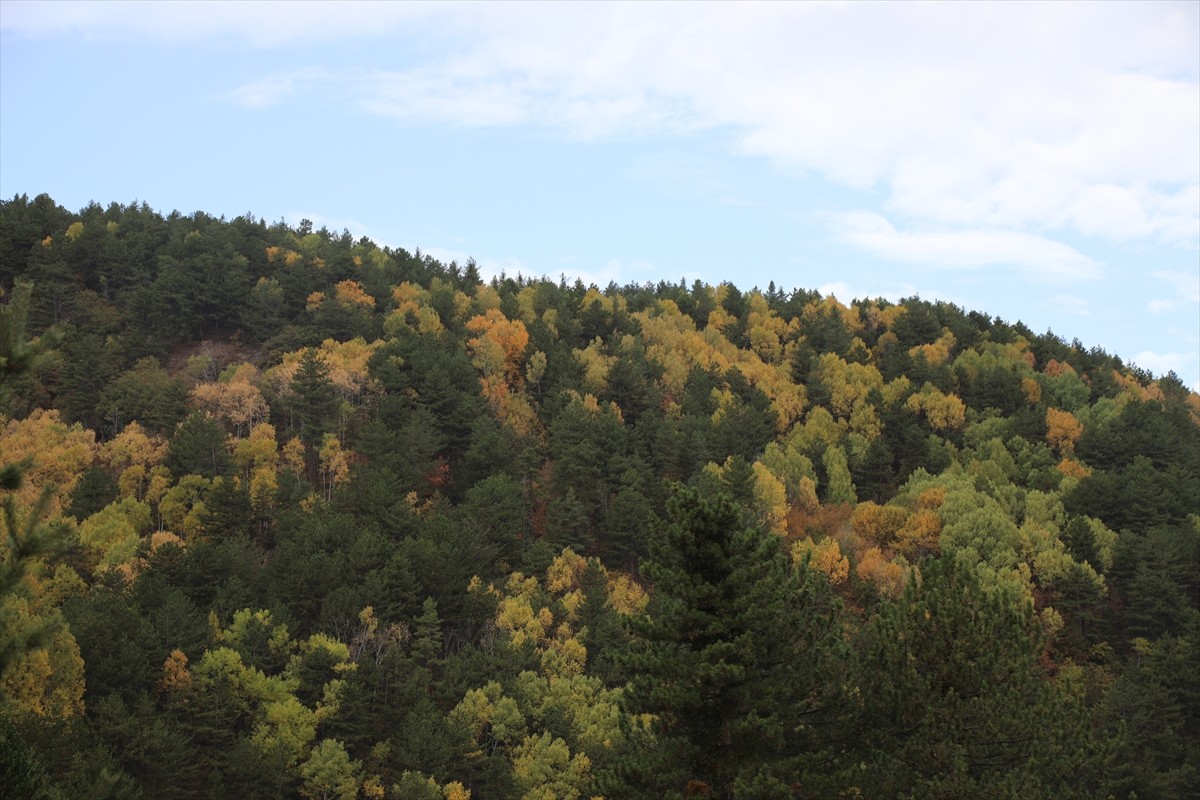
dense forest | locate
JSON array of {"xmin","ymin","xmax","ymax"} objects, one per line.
[{"xmin": 0, "ymin": 193, "xmax": 1197, "ymax": 799}]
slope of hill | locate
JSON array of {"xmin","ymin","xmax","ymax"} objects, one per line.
[{"xmin": 2, "ymin": 194, "xmax": 1197, "ymax": 799}]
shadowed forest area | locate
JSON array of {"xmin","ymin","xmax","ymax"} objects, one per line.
[{"xmin": 1, "ymin": 194, "xmax": 1198, "ymax": 799}]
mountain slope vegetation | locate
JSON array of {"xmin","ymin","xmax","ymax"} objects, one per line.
[{"xmin": 1, "ymin": 194, "xmax": 1197, "ymax": 799}]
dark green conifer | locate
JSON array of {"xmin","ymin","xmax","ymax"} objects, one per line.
[
  {"xmin": 851, "ymin": 553, "xmax": 1112, "ymax": 798},
  {"xmin": 290, "ymin": 347, "xmax": 339, "ymax": 453},
  {"xmin": 616, "ymin": 488, "xmax": 842, "ymax": 799}
]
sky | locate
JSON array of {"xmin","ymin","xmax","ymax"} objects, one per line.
[{"xmin": 2, "ymin": 1, "xmax": 1198, "ymax": 389}]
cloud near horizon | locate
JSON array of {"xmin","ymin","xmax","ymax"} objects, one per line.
[
  {"xmin": 827, "ymin": 211, "xmax": 1103, "ymax": 282},
  {"xmin": 9, "ymin": 2, "xmax": 1195, "ymax": 263}
]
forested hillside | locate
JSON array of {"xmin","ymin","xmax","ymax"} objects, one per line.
[{"xmin": 2, "ymin": 194, "xmax": 1197, "ymax": 799}]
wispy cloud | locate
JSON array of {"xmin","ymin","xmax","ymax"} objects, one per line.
[
  {"xmin": 827, "ymin": 211, "xmax": 1102, "ymax": 283},
  {"xmin": 359, "ymin": 71, "xmax": 534, "ymax": 128},
  {"xmin": 1131, "ymin": 349, "xmax": 1199, "ymax": 382},
  {"xmin": 1147, "ymin": 269, "xmax": 1200, "ymax": 314},
  {"xmin": 225, "ymin": 70, "xmax": 328, "ymax": 109},
  {"xmin": 0, "ymin": 1, "xmax": 437, "ymax": 47},
  {"xmin": 342, "ymin": 3, "xmax": 1196, "ymax": 250},
  {"xmin": 571, "ymin": 259, "xmax": 634, "ymax": 290},
  {"xmin": 413, "ymin": 245, "xmax": 526, "ymax": 283},
  {"xmin": 815, "ymin": 282, "xmax": 856, "ymax": 303},
  {"xmin": 1050, "ymin": 294, "xmax": 1092, "ymax": 316},
  {"xmin": 815, "ymin": 280, "xmax": 905, "ymax": 305},
  {"xmin": 13, "ymin": 3, "xmax": 1196, "ymax": 252},
  {"xmin": 9, "ymin": 1, "xmax": 1198, "ymax": 273},
  {"xmin": 812, "ymin": 279, "xmax": 979, "ymax": 312}
]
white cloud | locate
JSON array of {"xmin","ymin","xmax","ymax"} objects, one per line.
[
  {"xmin": 811, "ymin": 279, "xmax": 983, "ymax": 312},
  {"xmin": 1131, "ymin": 349, "xmax": 1198, "ymax": 380},
  {"xmin": 815, "ymin": 280, "xmax": 909, "ymax": 305},
  {"xmin": 367, "ymin": 2, "xmax": 1196, "ymax": 251},
  {"xmin": 0, "ymin": 1, "xmax": 437, "ymax": 46},
  {"xmin": 360, "ymin": 71, "xmax": 534, "ymax": 128},
  {"xmin": 570, "ymin": 259, "xmax": 632, "ymax": 290},
  {"xmin": 225, "ymin": 70, "xmax": 328, "ymax": 109},
  {"xmin": 405, "ymin": 245, "xmax": 516, "ymax": 280},
  {"xmin": 1147, "ymin": 269, "xmax": 1200, "ymax": 313},
  {"xmin": 815, "ymin": 282, "xmax": 856, "ymax": 303},
  {"xmin": 828, "ymin": 211, "xmax": 1102, "ymax": 282},
  {"xmin": 10, "ymin": 2, "xmax": 1199, "ymax": 257},
  {"xmin": 1153, "ymin": 270, "xmax": 1200, "ymax": 300},
  {"xmin": 340, "ymin": 5, "xmax": 1194, "ymax": 254},
  {"xmin": 1050, "ymin": 294, "xmax": 1091, "ymax": 316},
  {"xmin": 1166, "ymin": 326, "xmax": 1200, "ymax": 348}
]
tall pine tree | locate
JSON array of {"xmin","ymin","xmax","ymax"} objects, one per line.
[
  {"xmin": 850, "ymin": 553, "xmax": 1112, "ymax": 798},
  {"xmin": 290, "ymin": 348, "xmax": 339, "ymax": 455},
  {"xmin": 614, "ymin": 487, "xmax": 843, "ymax": 799}
]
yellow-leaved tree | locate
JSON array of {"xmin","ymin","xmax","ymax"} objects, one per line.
[
  {"xmin": 0, "ymin": 409, "xmax": 96, "ymax": 517},
  {"xmin": 190, "ymin": 363, "xmax": 270, "ymax": 437},
  {"xmin": 466, "ymin": 309, "xmax": 538, "ymax": 436},
  {"xmin": 456, "ymin": 549, "xmax": 646, "ymax": 799},
  {"xmin": 101, "ymin": 420, "xmax": 168, "ymax": 501},
  {"xmin": 1045, "ymin": 407, "xmax": 1084, "ymax": 455}
]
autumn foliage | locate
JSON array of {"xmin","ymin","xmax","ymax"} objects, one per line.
[{"xmin": 1, "ymin": 196, "xmax": 1195, "ymax": 799}]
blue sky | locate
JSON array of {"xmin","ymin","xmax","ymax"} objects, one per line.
[{"xmin": 2, "ymin": 1, "xmax": 1198, "ymax": 389}]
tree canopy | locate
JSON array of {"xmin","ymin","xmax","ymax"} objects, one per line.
[{"xmin": 1, "ymin": 193, "xmax": 1196, "ymax": 799}]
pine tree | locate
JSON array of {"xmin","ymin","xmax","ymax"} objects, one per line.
[
  {"xmin": 616, "ymin": 487, "xmax": 842, "ymax": 799},
  {"xmin": 1, "ymin": 282, "xmax": 73, "ymax": 679},
  {"xmin": 166, "ymin": 412, "xmax": 230, "ymax": 479},
  {"xmin": 411, "ymin": 597, "xmax": 443, "ymax": 674},
  {"xmin": 290, "ymin": 347, "xmax": 339, "ymax": 454},
  {"xmin": 851, "ymin": 553, "xmax": 1112, "ymax": 798}
]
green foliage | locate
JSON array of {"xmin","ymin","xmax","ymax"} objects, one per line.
[
  {"xmin": 65, "ymin": 466, "xmax": 118, "ymax": 522},
  {"xmin": 821, "ymin": 444, "xmax": 856, "ymax": 505},
  {"xmin": 393, "ymin": 771, "xmax": 445, "ymax": 800},
  {"xmin": 1, "ymin": 281, "xmax": 42, "ymax": 387},
  {"xmin": 96, "ymin": 356, "xmax": 188, "ymax": 437},
  {"xmin": 0, "ymin": 715, "xmax": 63, "ymax": 800},
  {"xmin": 166, "ymin": 412, "xmax": 230, "ymax": 479},
  {"xmin": 618, "ymin": 488, "xmax": 842, "ymax": 797},
  {"xmin": 0, "ymin": 487, "xmax": 73, "ymax": 682},
  {"xmin": 290, "ymin": 348, "xmax": 339, "ymax": 454},
  {"xmin": 299, "ymin": 739, "xmax": 361, "ymax": 800},
  {"xmin": 851, "ymin": 553, "xmax": 1112, "ymax": 798},
  {"xmin": 1102, "ymin": 623, "xmax": 1200, "ymax": 799},
  {"xmin": 0, "ymin": 196, "xmax": 1192, "ymax": 798},
  {"xmin": 1, "ymin": 284, "xmax": 75, "ymax": 684}
]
